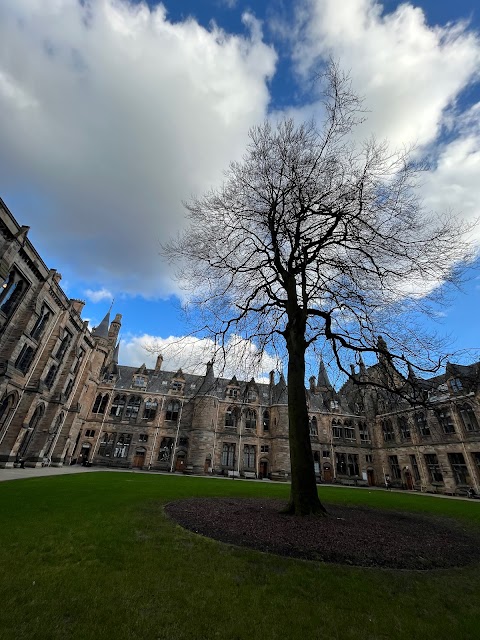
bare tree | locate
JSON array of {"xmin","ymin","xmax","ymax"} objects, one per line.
[{"xmin": 164, "ymin": 63, "xmax": 473, "ymax": 515}]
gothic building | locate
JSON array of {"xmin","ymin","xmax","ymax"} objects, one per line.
[{"xmin": 1, "ymin": 197, "xmax": 480, "ymax": 496}]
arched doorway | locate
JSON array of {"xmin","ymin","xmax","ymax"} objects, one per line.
[
  {"xmin": 133, "ymin": 447, "xmax": 146, "ymax": 468},
  {"xmin": 259, "ymin": 458, "xmax": 268, "ymax": 479},
  {"xmin": 404, "ymin": 469, "xmax": 414, "ymax": 490},
  {"xmin": 204, "ymin": 456, "xmax": 211, "ymax": 473},
  {"xmin": 367, "ymin": 467, "xmax": 375, "ymax": 486},
  {"xmin": 80, "ymin": 442, "xmax": 91, "ymax": 466},
  {"xmin": 175, "ymin": 451, "xmax": 187, "ymax": 472},
  {"xmin": 323, "ymin": 463, "xmax": 333, "ymax": 483}
]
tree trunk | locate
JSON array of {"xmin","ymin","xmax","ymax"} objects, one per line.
[{"xmin": 284, "ymin": 314, "xmax": 327, "ymax": 516}]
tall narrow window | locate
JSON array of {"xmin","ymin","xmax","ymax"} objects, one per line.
[
  {"xmin": 114, "ymin": 433, "xmax": 132, "ymax": 458},
  {"xmin": 30, "ymin": 305, "xmax": 52, "ymax": 340},
  {"xmin": 225, "ymin": 407, "xmax": 236, "ymax": 428},
  {"xmin": 0, "ymin": 393, "xmax": 16, "ymax": 438},
  {"xmin": 0, "ymin": 272, "xmax": 26, "ymax": 317},
  {"xmin": 448, "ymin": 453, "xmax": 469, "ymax": 485},
  {"xmin": 142, "ymin": 399, "xmax": 158, "ymax": 421},
  {"xmin": 415, "ymin": 412, "xmax": 430, "ymax": 437},
  {"xmin": 55, "ymin": 330, "xmax": 72, "ymax": 361},
  {"xmin": 388, "ymin": 455, "xmax": 401, "ymax": 480},
  {"xmin": 398, "ymin": 416, "xmax": 410, "ymax": 440},
  {"xmin": 165, "ymin": 401, "xmax": 180, "ymax": 421},
  {"xmin": 73, "ymin": 348, "xmax": 85, "ymax": 374},
  {"xmin": 15, "ymin": 344, "xmax": 35, "ymax": 374},
  {"xmin": 243, "ymin": 445, "xmax": 256, "ymax": 468},
  {"xmin": 459, "ymin": 404, "xmax": 479, "ymax": 432},
  {"xmin": 262, "ymin": 410, "xmax": 270, "ymax": 432},
  {"xmin": 125, "ymin": 396, "xmax": 141, "ymax": 419},
  {"xmin": 44, "ymin": 365, "xmax": 58, "ymax": 390},
  {"xmin": 409, "ymin": 454, "xmax": 420, "ymax": 482},
  {"xmin": 309, "ymin": 416, "xmax": 318, "ymax": 436},
  {"xmin": 424, "ymin": 453, "xmax": 443, "ymax": 482},
  {"xmin": 436, "ymin": 409, "xmax": 455, "ymax": 434},
  {"xmin": 110, "ymin": 395, "xmax": 126, "ymax": 417},
  {"xmin": 221, "ymin": 443, "xmax": 235, "ymax": 466},
  {"xmin": 245, "ymin": 409, "xmax": 256, "ymax": 429},
  {"xmin": 382, "ymin": 420, "xmax": 395, "ymax": 442},
  {"xmin": 358, "ymin": 422, "xmax": 370, "ymax": 442}
]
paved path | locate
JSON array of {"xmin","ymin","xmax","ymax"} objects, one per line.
[{"xmin": 0, "ymin": 466, "xmax": 98, "ymax": 482}]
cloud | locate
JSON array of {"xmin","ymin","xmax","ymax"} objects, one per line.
[
  {"xmin": 291, "ymin": 0, "xmax": 480, "ymax": 148},
  {"xmin": 120, "ymin": 332, "xmax": 280, "ymax": 381},
  {"xmin": 0, "ymin": 0, "xmax": 276, "ymax": 297},
  {"xmin": 84, "ymin": 287, "xmax": 113, "ymax": 303}
]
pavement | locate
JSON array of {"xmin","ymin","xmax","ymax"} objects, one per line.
[{"xmin": 0, "ymin": 465, "xmax": 98, "ymax": 482}]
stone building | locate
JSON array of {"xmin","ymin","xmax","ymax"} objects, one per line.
[{"xmin": 1, "ymin": 197, "xmax": 480, "ymax": 496}]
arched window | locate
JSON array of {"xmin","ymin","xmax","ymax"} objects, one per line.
[
  {"xmin": 0, "ymin": 393, "xmax": 16, "ymax": 438},
  {"xmin": 225, "ymin": 406, "xmax": 236, "ymax": 427},
  {"xmin": 262, "ymin": 410, "xmax": 270, "ymax": 432},
  {"xmin": 309, "ymin": 416, "xmax": 318, "ymax": 436},
  {"xmin": 110, "ymin": 395, "xmax": 126, "ymax": 417},
  {"xmin": 243, "ymin": 444, "xmax": 256, "ymax": 468},
  {"xmin": 414, "ymin": 412, "xmax": 430, "ymax": 437},
  {"xmin": 125, "ymin": 395, "xmax": 141, "ymax": 419},
  {"xmin": 142, "ymin": 399, "xmax": 158, "ymax": 421},
  {"xmin": 55, "ymin": 330, "xmax": 72, "ymax": 361},
  {"xmin": 245, "ymin": 409, "xmax": 256, "ymax": 429},
  {"xmin": 44, "ymin": 365, "xmax": 58, "ymax": 390},
  {"xmin": 92, "ymin": 394, "xmax": 109, "ymax": 414},
  {"xmin": 459, "ymin": 403, "xmax": 479, "ymax": 432},
  {"xmin": 158, "ymin": 437, "xmax": 174, "ymax": 461},
  {"xmin": 343, "ymin": 420, "xmax": 355, "ymax": 440},
  {"xmin": 221, "ymin": 443, "xmax": 235, "ymax": 467},
  {"xmin": 0, "ymin": 272, "xmax": 26, "ymax": 317},
  {"xmin": 15, "ymin": 344, "xmax": 36, "ymax": 375},
  {"xmin": 17, "ymin": 404, "xmax": 45, "ymax": 460},
  {"xmin": 358, "ymin": 422, "xmax": 370, "ymax": 442},
  {"xmin": 165, "ymin": 400, "xmax": 180, "ymax": 421},
  {"xmin": 30, "ymin": 305, "xmax": 52, "ymax": 340},
  {"xmin": 99, "ymin": 433, "xmax": 115, "ymax": 457},
  {"xmin": 397, "ymin": 416, "xmax": 410, "ymax": 440},
  {"xmin": 332, "ymin": 420, "xmax": 343, "ymax": 439},
  {"xmin": 114, "ymin": 433, "xmax": 132, "ymax": 458},
  {"xmin": 382, "ymin": 419, "xmax": 395, "ymax": 442}
]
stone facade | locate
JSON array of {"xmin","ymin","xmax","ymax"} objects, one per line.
[{"xmin": 1, "ymin": 197, "xmax": 480, "ymax": 495}]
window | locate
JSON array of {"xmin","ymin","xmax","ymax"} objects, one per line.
[
  {"xmin": 0, "ymin": 393, "xmax": 16, "ymax": 438},
  {"xmin": 260, "ymin": 445, "xmax": 269, "ymax": 453},
  {"xmin": 388, "ymin": 455, "xmax": 401, "ymax": 480},
  {"xmin": 227, "ymin": 387, "xmax": 238, "ymax": 398},
  {"xmin": 246, "ymin": 389, "xmax": 256, "ymax": 402},
  {"xmin": 336, "ymin": 453, "xmax": 359, "ymax": 476},
  {"xmin": 85, "ymin": 429, "xmax": 96, "ymax": 438},
  {"xmin": 225, "ymin": 406, "xmax": 237, "ymax": 428},
  {"xmin": 92, "ymin": 393, "xmax": 109, "ymax": 414},
  {"xmin": 459, "ymin": 403, "xmax": 479, "ymax": 432},
  {"xmin": 322, "ymin": 450, "xmax": 329, "ymax": 458},
  {"xmin": 158, "ymin": 437, "xmax": 174, "ymax": 461},
  {"xmin": 243, "ymin": 444, "xmax": 256, "ymax": 468},
  {"xmin": 171, "ymin": 380, "xmax": 183, "ymax": 392},
  {"xmin": 366, "ymin": 454, "xmax": 373, "ymax": 464},
  {"xmin": 436, "ymin": 409, "xmax": 455, "ymax": 434},
  {"xmin": 99, "ymin": 433, "xmax": 115, "ymax": 457},
  {"xmin": 139, "ymin": 434, "xmax": 148, "ymax": 443},
  {"xmin": 332, "ymin": 421, "xmax": 343, "ymax": 439},
  {"xmin": 309, "ymin": 416, "xmax": 318, "ymax": 436},
  {"xmin": 165, "ymin": 400, "xmax": 180, "ymax": 421},
  {"xmin": 178, "ymin": 436, "xmax": 188, "ymax": 447},
  {"xmin": 347, "ymin": 454, "xmax": 359, "ymax": 476},
  {"xmin": 114, "ymin": 433, "xmax": 132, "ymax": 458},
  {"xmin": 0, "ymin": 271, "xmax": 27, "ymax": 317},
  {"xmin": 15, "ymin": 344, "xmax": 35, "ymax": 374},
  {"xmin": 133, "ymin": 375, "xmax": 147, "ymax": 389},
  {"xmin": 30, "ymin": 305, "xmax": 52, "ymax": 340},
  {"xmin": 409, "ymin": 454, "xmax": 420, "ymax": 482},
  {"xmin": 382, "ymin": 420, "xmax": 395, "ymax": 442},
  {"xmin": 125, "ymin": 395, "xmax": 141, "ymax": 419},
  {"xmin": 343, "ymin": 421, "xmax": 355, "ymax": 441},
  {"xmin": 262, "ymin": 410, "xmax": 270, "ymax": 432},
  {"xmin": 450, "ymin": 377, "xmax": 463, "ymax": 393},
  {"xmin": 221, "ymin": 443, "xmax": 235, "ymax": 467},
  {"xmin": 73, "ymin": 348, "xmax": 85, "ymax": 374},
  {"xmin": 245, "ymin": 409, "xmax": 257, "ymax": 429},
  {"xmin": 415, "ymin": 412, "xmax": 430, "ymax": 437},
  {"xmin": 110, "ymin": 395, "xmax": 126, "ymax": 417},
  {"xmin": 64, "ymin": 379, "xmax": 74, "ymax": 400},
  {"xmin": 358, "ymin": 422, "xmax": 370, "ymax": 443},
  {"xmin": 448, "ymin": 453, "xmax": 469, "ymax": 485},
  {"xmin": 472, "ymin": 452, "xmax": 480, "ymax": 477},
  {"xmin": 424, "ymin": 453, "xmax": 443, "ymax": 483},
  {"xmin": 55, "ymin": 330, "xmax": 72, "ymax": 361},
  {"xmin": 44, "ymin": 365, "xmax": 58, "ymax": 390},
  {"xmin": 398, "ymin": 416, "xmax": 410, "ymax": 440},
  {"xmin": 142, "ymin": 399, "xmax": 158, "ymax": 422}
]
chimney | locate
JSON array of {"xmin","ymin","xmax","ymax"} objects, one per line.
[
  {"xmin": 70, "ymin": 299, "xmax": 85, "ymax": 314},
  {"xmin": 269, "ymin": 370, "xmax": 275, "ymax": 387},
  {"xmin": 155, "ymin": 354, "xmax": 164, "ymax": 373}
]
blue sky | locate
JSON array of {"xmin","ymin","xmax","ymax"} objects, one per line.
[{"xmin": 1, "ymin": 0, "xmax": 480, "ymax": 380}]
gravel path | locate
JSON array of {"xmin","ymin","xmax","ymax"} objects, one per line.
[{"xmin": 165, "ymin": 497, "xmax": 480, "ymax": 570}]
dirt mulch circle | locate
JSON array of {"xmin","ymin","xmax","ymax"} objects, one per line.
[{"xmin": 165, "ymin": 497, "xmax": 480, "ymax": 570}]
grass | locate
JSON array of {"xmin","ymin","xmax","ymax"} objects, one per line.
[{"xmin": 0, "ymin": 472, "xmax": 479, "ymax": 640}]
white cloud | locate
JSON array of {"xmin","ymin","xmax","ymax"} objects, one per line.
[
  {"xmin": 120, "ymin": 332, "xmax": 280, "ymax": 381},
  {"xmin": 292, "ymin": 0, "xmax": 480, "ymax": 148},
  {"xmin": 84, "ymin": 287, "xmax": 113, "ymax": 303},
  {"xmin": 0, "ymin": 0, "xmax": 276, "ymax": 297}
]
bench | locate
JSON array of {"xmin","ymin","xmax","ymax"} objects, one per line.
[
  {"xmin": 243, "ymin": 471, "xmax": 257, "ymax": 480},
  {"xmin": 227, "ymin": 470, "xmax": 240, "ymax": 478}
]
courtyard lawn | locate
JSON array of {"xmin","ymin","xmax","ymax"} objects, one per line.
[{"xmin": 0, "ymin": 473, "xmax": 479, "ymax": 640}]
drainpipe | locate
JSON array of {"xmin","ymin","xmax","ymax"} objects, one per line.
[
  {"xmin": 148, "ymin": 396, "xmax": 165, "ymax": 470},
  {"xmin": 237, "ymin": 407, "xmax": 243, "ymax": 477},
  {"xmin": 210, "ymin": 399, "xmax": 220, "ymax": 473},
  {"xmin": 170, "ymin": 400, "xmax": 184, "ymax": 473}
]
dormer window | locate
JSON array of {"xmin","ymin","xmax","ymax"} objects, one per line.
[
  {"xmin": 227, "ymin": 388, "xmax": 238, "ymax": 398},
  {"xmin": 450, "ymin": 378, "xmax": 463, "ymax": 393},
  {"xmin": 132, "ymin": 375, "xmax": 147, "ymax": 389},
  {"xmin": 247, "ymin": 390, "xmax": 256, "ymax": 402},
  {"xmin": 171, "ymin": 381, "xmax": 183, "ymax": 392}
]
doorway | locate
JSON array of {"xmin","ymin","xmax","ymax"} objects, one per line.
[
  {"xmin": 259, "ymin": 459, "xmax": 268, "ymax": 479},
  {"xmin": 175, "ymin": 451, "xmax": 186, "ymax": 472},
  {"xmin": 323, "ymin": 464, "xmax": 333, "ymax": 483},
  {"xmin": 80, "ymin": 443, "xmax": 91, "ymax": 466},
  {"xmin": 133, "ymin": 448, "xmax": 146, "ymax": 468},
  {"xmin": 367, "ymin": 468, "xmax": 375, "ymax": 486},
  {"xmin": 404, "ymin": 470, "xmax": 414, "ymax": 490}
]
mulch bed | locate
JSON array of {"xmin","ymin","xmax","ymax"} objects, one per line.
[{"xmin": 165, "ymin": 497, "xmax": 480, "ymax": 570}]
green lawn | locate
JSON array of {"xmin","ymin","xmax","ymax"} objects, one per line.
[{"xmin": 0, "ymin": 472, "xmax": 479, "ymax": 640}]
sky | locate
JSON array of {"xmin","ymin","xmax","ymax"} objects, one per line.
[{"xmin": 1, "ymin": 0, "xmax": 480, "ymax": 381}]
